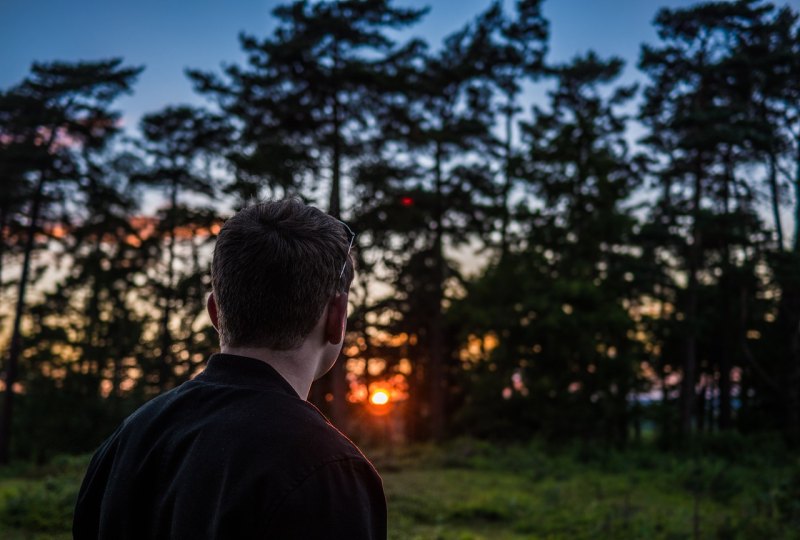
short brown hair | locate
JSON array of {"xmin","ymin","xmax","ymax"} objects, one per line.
[{"xmin": 211, "ymin": 199, "xmax": 354, "ymax": 350}]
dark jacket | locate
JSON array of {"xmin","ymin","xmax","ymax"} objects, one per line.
[{"xmin": 73, "ymin": 353, "xmax": 387, "ymax": 539}]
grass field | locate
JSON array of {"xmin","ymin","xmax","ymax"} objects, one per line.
[{"xmin": 1, "ymin": 437, "xmax": 798, "ymax": 539}]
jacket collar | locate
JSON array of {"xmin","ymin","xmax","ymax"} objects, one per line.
[{"xmin": 195, "ymin": 353, "xmax": 301, "ymax": 399}]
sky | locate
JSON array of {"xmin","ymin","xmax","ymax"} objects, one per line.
[{"xmin": 1, "ymin": 0, "xmax": 715, "ymax": 133}]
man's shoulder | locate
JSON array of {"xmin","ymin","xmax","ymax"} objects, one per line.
[
  {"xmin": 149, "ymin": 378, "xmax": 365, "ymax": 462},
  {"xmin": 76, "ymin": 376, "xmax": 383, "ymax": 538},
  {"xmin": 98, "ymin": 376, "xmax": 374, "ymax": 489},
  {"xmin": 240, "ymin": 391, "xmax": 369, "ymax": 466}
]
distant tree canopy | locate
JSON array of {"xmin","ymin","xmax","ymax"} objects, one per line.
[{"xmin": 1, "ymin": 0, "xmax": 800, "ymax": 461}]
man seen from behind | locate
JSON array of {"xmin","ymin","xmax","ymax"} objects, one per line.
[{"xmin": 73, "ymin": 199, "xmax": 386, "ymax": 539}]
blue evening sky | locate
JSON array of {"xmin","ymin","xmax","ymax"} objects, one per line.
[{"xmin": 1, "ymin": 0, "xmax": 711, "ymax": 133}]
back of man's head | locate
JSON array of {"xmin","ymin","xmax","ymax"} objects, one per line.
[{"xmin": 211, "ymin": 198, "xmax": 354, "ymax": 351}]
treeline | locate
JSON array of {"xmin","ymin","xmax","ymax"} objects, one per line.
[{"xmin": 1, "ymin": 0, "xmax": 799, "ymax": 462}]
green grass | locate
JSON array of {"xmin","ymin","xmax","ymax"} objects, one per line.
[
  {"xmin": 0, "ymin": 454, "xmax": 89, "ymax": 540},
  {"xmin": 374, "ymin": 438, "xmax": 800, "ymax": 540},
  {"xmin": 0, "ymin": 438, "xmax": 798, "ymax": 539}
]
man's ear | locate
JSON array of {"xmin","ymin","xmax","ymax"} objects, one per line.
[
  {"xmin": 207, "ymin": 292, "xmax": 220, "ymax": 332},
  {"xmin": 324, "ymin": 292, "xmax": 348, "ymax": 345}
]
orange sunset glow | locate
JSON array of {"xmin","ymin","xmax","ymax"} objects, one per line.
[
  {"xmin": 370, "ymin": 389, "xmax": 390, "ymax": 406},
  {"xmin": 37, "ymin": 216, "xmax": 222, "ymax": 245}
]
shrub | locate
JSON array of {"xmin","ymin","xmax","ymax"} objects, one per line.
[
  {"xmin": 0, "ymin": 476, "xmax": 77, "ymax": 533},
  {"xmin": 775, "ymin": 467, "xmax": 800, "ymax": 530}
]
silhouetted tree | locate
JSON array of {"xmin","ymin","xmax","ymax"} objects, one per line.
[
  {"xmin": 16, "ymin": 150, "xmax": 148, "ymax": 460},
  {"xmin": 638, "ymin": 0, "xmax": 797, "ymax": 437},
  {"xmin": 352, "ymin": 7, "xmax": 516, "ymax": 439},
  {"xmin": 453, "ymin": 52, "xmax": 643, "ymax": 443},
  {"xmin": 0, "ymin": 59, "xmax": 141, "ymax": 463},
  {"xmin": 189, "ymin": 0, "xmax": 427, "ymax": 424},
  {"xmin": 490, "ymin": 0, "xmax": 548, "ymax": 259},
  {"xmin": 134, "ymin": 105, "xmax": 230, "ymax": 390}
]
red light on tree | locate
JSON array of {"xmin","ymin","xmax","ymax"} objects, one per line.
[{"xmin": 400, "ymin": 196, "xmax": 414, "ymax": 207}]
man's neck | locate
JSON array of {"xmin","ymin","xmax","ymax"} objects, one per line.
[{"xmin": 220, "ymin": 345, "xmax": 319, "ymax": 400}]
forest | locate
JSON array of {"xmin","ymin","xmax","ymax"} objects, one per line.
[{"xmin": 1, "ymin": 0, "xmax": 800, "ymax": 475}]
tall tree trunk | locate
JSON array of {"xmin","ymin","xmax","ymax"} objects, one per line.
[
  {"xmin": 0, "ymin": 173, "xmax": 45, "ymax": 464},
  {"xmin": 85, "ymin": 230, "xmax": 104, "ymax": 380},
  {"xmin": 159, "ymin": 181, "xmax": 178, "ymax": 390},
  {"xmin": 696, "ymin": 383, "xmax": 706, "ymax": 433},
  {"xmin": 329, "ymin": 104, "xmax": 342, "ymax": 220},
  {"xmin": 110, "ymin": 274, "xmax": 129, "ymax": 418},
  {"xmin": 499, "ymin": 98, "xmax": 514, "ymax": 261},
  {"xmin": 789, "ymin": 302, "xmax": 800, "ymax": 443},
  {"xmin": 429, "ymin": 140, "xmax": 445, "ymax": 441},
  {"xmin": 788, "ymin": 139, "xmax": 800, "ymax": 441},
  {"xmin": 707, "ymin": 381, "xmax": 716, "ymax": 432},
  {"xmin": 328, "ymin": 76, "xmax": 348, "ymax": 429},
  {"xmin": 769, "ymin": 152, "xmax": 784, "ymax": 250},
  {"xmin": 681, "ymin": 163, "xmax": 703, "ymax": 436},
  {"xmin": 718, "ymin": 152, "xmax": 733, "ymax": 429},
  {"xmin": 718, "ymin": 335, "xmax": 732, "ymax": 430},
  {"xmin": 794, "ymin": 138, "xmax": 800, "ymax": 253},
  {"xmin": 0, "ymin": 207, "xmax": 6, "ymax": 301}
]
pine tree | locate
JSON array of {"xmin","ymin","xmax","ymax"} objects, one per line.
[
  {"xmin": 16, "ymin": 149, "xmax": 149, "ymax": 459},
  {"xmin": 491, "ymin": 0, "xmax": 548, "ymax": 259},
  {"xmin": 351, "ymin": 8, "xmax": 507, "ymax": 439},
  {"xmin": 134, "ymin": 105, "xmax": 230, "ymax": 391},
  {"xmin": 0, "ymin": 59, "xmax": 142, "ymax": 462},
  {"xmin": 738, "ymin": 3, "xmax": 800, "ymax": 440},
  {"xmin": 452, "ymin": 52, "xmax": 642, "ymax": 442},
  {"xmin": 639, "ymin": 0, "xmax": 784, "ymax": 436},
  {"xmin": 188, "ymin": 0, "xmax": 426, "ymax": 424}
]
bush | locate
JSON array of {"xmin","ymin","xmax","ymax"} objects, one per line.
[
  {"xmin": 775, "ymin": 467, "xmax": 800, "ymax": 530},
  {"xmin": 0, "ymin": 475, "xmax": 77, "ymax": 533}
]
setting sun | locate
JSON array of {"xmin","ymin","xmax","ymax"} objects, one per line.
[{"xmin": 370, "ymin": 390, "xmax": 390, "ymax": 405}]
